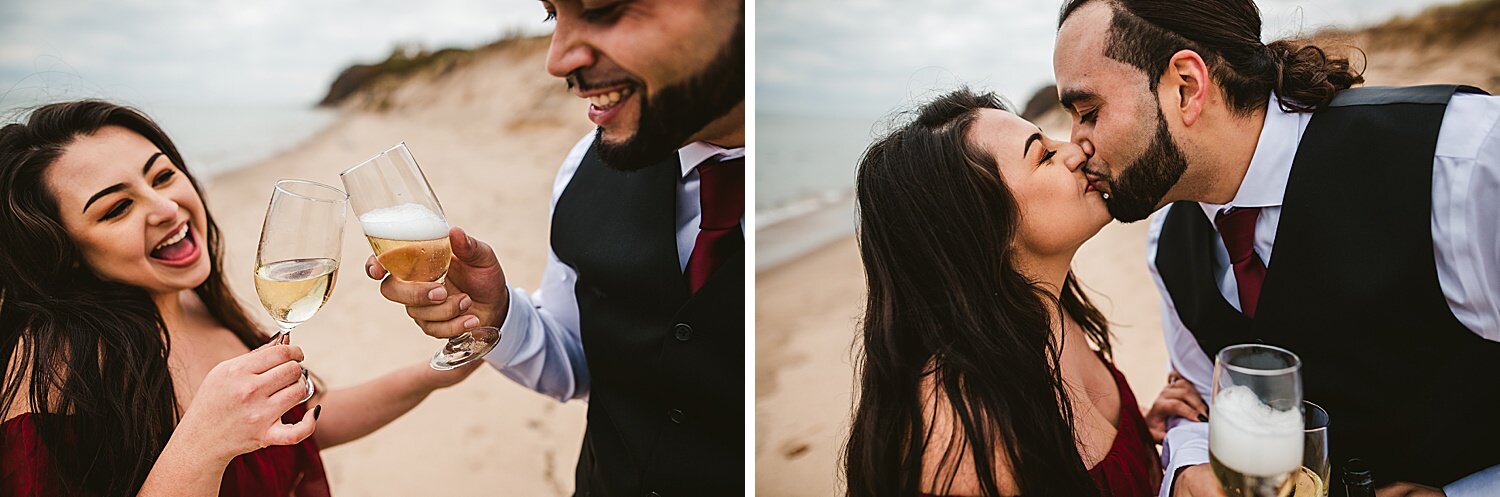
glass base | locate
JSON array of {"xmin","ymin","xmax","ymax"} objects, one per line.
[{"xmin": 430, "ymin": 326, "xmax": 500, "ymax": 371}]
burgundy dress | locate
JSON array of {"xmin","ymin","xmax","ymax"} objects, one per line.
[
  {"xmin": 921, "ymin": 359, "xmax": 1162, "ymax": 497},
  {"xmin": 1, "ymin": 403, "xmax": 330, "ymax": 497}
]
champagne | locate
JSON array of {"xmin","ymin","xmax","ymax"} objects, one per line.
[
  {"xmin": 358, "ymin": 203, "xmax": 451, "ymax": 282},
  {"xmin": 368, "ymin": 235, "xmax": 451, "ymax": 282},
  {"xmin": 255, "ymin": 257, "xmax": 338, "ymax": 326},
  {"xmin": 1209, "ymin": 385, "xmax": 1304, "ymax": 497},
  {"xmin": 1291, "ymin": 466, "xmax": 1327, "ymax": 497}
]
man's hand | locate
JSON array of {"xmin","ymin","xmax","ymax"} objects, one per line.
[
  {"xmin": 1147, "ymin": 370, "xmax": 1210, "ymax": 443},
  {"xmin": 1376, "ymin": 482, "xmax": 1446, "ymax": 497},
  {"xmin": 367, "ymin": 226, "xmax": 510, "ymax": 339},
  {"xmin": 1174, "ymin": 464, "xmax": 1227, "ymax": 497}
]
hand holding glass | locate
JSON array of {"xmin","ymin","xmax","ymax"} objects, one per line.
[
  {"xmin": 341, "ymin": 142, "xmax": 500, "ymax": 370},
  {"xmin": 254, "ymin": 179, "xmax": 347, "ymax": 402}
]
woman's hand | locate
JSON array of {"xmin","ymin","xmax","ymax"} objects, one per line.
[
  {"xmin": 172, "ymin": 342, "xmax": 319, "ymax": 464},
  {"xmin": 1146, "ymin": 370, "xmax": 1209, "ymax": 443}
]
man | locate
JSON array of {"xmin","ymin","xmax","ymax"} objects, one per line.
[
  {"xmin": 1052, "ymin": 0, "xmax": 1500, "ymax": 496},
  {"xmin": 368, "ymin": 1, "xmax": 745, "ymax": 495}
]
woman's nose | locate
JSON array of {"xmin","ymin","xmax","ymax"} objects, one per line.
[
  {"xmin": 1045, "ymin": 136, "xmax": 1089, "ymax": 172},
  {"xmin": 144, "ymin": 193, "xmax": 180, "ymax": 226}
]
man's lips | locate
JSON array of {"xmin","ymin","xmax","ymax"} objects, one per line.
[{"xmin": 580, "ymin": 85, "xmax": 638, "ymax": 127}]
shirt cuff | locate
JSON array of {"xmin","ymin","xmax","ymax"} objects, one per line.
[
  {"xmin": 1444, "ymin": 464, "xmax": 1500, "ymax": 497},
  {"xmin": 484, "ymin": 286, "xmax": 535, "ymax": 369},
  {"xmin": 1159, "ymin": 418, "xmax": 1211, "ymax": 497}
]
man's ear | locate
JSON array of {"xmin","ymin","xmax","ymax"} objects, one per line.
[{"xmin": 1161, "ymin": 49, "xmax": 1210, "ymax": 127}]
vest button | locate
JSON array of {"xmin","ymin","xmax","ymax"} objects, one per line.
[
  {"xmin": 669, "ymin": 408, "xmax": 685, "ymax": 424},
  {"xmin": 673, "ymin": 323, "xmax": 693, "ymax": 342}
]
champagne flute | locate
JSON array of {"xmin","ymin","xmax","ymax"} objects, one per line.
[
  {"xmin": 340, "ymin": 142, "xmax": 500, "ymax": 371},
  {"xmin": 1209, "ymin": 344, "xmax": 1304, "ymax": 497},
  {"xmin": 255, "ymin": 179, "xmax": 347, "ymax": 403},
  {"xmin": 1293, "ymin": 401, "xmax": 1331, "ymax": 496}
]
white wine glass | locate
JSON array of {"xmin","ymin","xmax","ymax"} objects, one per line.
[
  {"xmin": 340, "ymin": 142, "xmax": 500, "ymax": 371},
  {"xmin": 255, "ymin": 179, "xmax": 347, "ymax": 403},
  {"xmin": 1210, "ymin": 344, "xmax": 1304, "ymax": 497}
]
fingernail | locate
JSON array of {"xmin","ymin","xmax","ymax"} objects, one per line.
[
  {"xmin": 459, "ymin": 296, "xmax": 472, "ymax": 311},
  {"xmin": 429, "ymin": 287, "xmax": 447, "ymax": 301},
  {"xmin": 1198, "ymin": 413, "xmax": 1208, "ymax": 422},
  {"xmin": 464, "ymin": 316, "xmax": 480, "ymax": 329},
  {"xmin": 314, "ymin": 405, "xmax": 322, "ymax": 420}
]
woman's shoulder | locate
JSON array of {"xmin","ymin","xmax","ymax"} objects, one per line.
[{"xmin": 917, "ymin": 373, "xmax": 1022, "ymax": 497}]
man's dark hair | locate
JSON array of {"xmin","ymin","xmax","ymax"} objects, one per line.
[{"xmin": 1059, "ymin": 0, "xmax": 1364, "ymax": 114}]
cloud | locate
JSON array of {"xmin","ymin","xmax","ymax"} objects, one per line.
[
  {"xmin": 0, "ymin": 0, "xmax": 552, "ymax": 106},
  {"xmin": 759, "ymin": 0, "xmax": 1454, "ymax": 117}
]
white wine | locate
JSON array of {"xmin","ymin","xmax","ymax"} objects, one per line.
[
  {"xmin": 358, "ymin": 203, "xmax": 450, "ymax": 282},
  {"xmin": 255, "ymin": 258, "xmax": 338, "ymax": 327},
  {"xmin": 1209, "ymin": 385, "xmax": 1303, "ymax": 497},
  {"xmin": 1291, "ymin": 466, "xmax": 1327, "ymax": 497}
]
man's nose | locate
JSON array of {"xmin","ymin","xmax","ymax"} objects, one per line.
[{"xmin": 545, "ymin": 20, "xmax": 596, "ymax": 79}]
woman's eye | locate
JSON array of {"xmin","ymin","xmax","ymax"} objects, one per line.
[
  {"xmin": 101, "ymin": 200, "xmax": 131, "ymax": 221},
  {"xmin": 153, "ymin": 170, "xmax": 175, "ymax": 186},
  {"xmin": 1039, "ymin": 149, "xmax": 1057, "ymax": 166},
  {"xmin": 543, "ymin": 10, "xmax": 557, "ymax": 22}
]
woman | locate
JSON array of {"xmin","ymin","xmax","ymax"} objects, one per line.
[
  {"xmin": 0, "ymin": 100, "xmax": 481, "ymax": 496},
  {"xmin": 843, "ymin": 89, "xmax": 1205, "ymax": 497}
]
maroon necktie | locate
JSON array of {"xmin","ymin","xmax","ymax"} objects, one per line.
[
  {"xmin": 685, "ymin": 156, "xmax": 744, "ymax": 294},
  {"xmin": 1215, "ymin": 207, "xmax": 1267, "ymax": 318}
]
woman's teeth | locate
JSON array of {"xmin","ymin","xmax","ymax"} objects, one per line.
[
  {"xmin": 155, "ymin": 224, "xmax": 189, "ymax": 251},
  {"xmin": 589, "ymin": 87, "xmax": 634, "ymax": 109}
]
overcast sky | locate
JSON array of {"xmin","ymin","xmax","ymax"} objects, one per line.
[
  {"xmin": 0, "ymin": 0, "xmax": 552, "ymax": 107},
  {"xmin": 758, "ymin": 0, "xmax": 1458, "ymax": 118}
]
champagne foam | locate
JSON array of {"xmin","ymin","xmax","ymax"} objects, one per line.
[
  {"xmin": 1209, "ymin": 385, "xmax": 1303, "ymax": 477},
  {"xmin": 359, "ymin": 203, "xmax": 448, "ymax": 241}
]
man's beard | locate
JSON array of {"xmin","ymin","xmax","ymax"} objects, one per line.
[
  {"xmin": 1095, "ymin": 107, "xmax": 1188, "ymax": 222},
  {"xmin": 593, "ymin": 18, "xmax": 745, "ymax": 170}
]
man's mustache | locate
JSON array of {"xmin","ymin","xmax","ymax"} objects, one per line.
[{"xmin": 566, "ymin": 72, "xmax": 641, "ymax": 93}]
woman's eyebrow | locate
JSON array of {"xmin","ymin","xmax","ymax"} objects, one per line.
[{"xmin": 82, "ymin": 152, "xmax": 165, "ymax": 214}]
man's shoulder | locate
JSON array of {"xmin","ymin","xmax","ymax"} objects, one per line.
[
  {"xmin": 549, "ymin": 130, "xmax": 600, "ymax": 205},
  {"xmin": 1436, "ymin": 92, "xmax": 1500, "ymax": 160},
  {"xmin": 561, "ymin": 130, "xmax": 598, "ymax": 170}
]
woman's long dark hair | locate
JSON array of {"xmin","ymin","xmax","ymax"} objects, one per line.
[
  {"xmin": 0, "ymin": 101, "xmax": 265, "ymax": 496},
  {"xmin": 844, "ymin": 88, "xmax": 1111, "ymax": 497}
]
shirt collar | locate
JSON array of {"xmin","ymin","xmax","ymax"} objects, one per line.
[
  {"xmin": 678, "ymin": 141, "xmax": 746, "ymax": 179},
  {"xmin": 1199, "ymin": 92, "xmax": 1312, "ymax": 220}
]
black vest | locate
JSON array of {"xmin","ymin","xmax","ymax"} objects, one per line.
[
  {"xmin": 1155, "ymin": 85, "xmax": 1500, "ymax": 491},
  {"xmin": 551, "ymin": 145, "xmax": 745, "ymax": 497}
]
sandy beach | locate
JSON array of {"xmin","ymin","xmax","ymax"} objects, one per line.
[
  {"xmin": 754, "ymin": 1, "xmax": 1500, "ymax": 494},
  {"xmin": 203, "ymin": 36, "xmax": 597, "ymax": 496}
]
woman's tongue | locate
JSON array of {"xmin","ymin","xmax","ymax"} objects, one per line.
[{"xmin": 152, "ymin": 234, "xmax": 194, "ymax": 261}]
